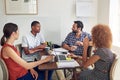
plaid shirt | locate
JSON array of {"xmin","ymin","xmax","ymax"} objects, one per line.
[{"xmin": 62, "ymin": 31, "xmax": 91, "ymax": 55}]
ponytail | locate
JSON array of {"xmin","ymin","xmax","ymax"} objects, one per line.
[
  {"xmin": 0, "ymin": 35, "xmax": 6, "ymax": 46},
  {"xmin": 0, "ymin": 23, "xmax": 18, "ymax": 46}
]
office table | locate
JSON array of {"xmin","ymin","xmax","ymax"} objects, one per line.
[{"xmin": 38, "ymin": 51, "xmax": 81, "ymax": 80}]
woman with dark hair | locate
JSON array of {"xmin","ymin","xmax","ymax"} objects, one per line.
[
  {"xmin": 69, "ymin": 24, "xmax": 115, "ymax": 80},
  {"xmin": 0, "ymin": 23, "xmax": 53, "ymax": 80}
]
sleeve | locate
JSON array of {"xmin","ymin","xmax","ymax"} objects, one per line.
[
  {"xmin": 87, "ymin": 33, "xmax": 92, "ymax": 41},
  {"xmin": 94, "ymin": 49, "xmax": 107, "ymax": 61},
  {"xmin": 62, "ymin": 33, "xmax": 71, "ymax": 45},
  {"xmin": 39, "ymin": 33, "xmax": 45, "ymax": 43},
  {"xmin": 85, "ymin": 32, "xmax": 92, "ymax": 41},
  {"xmin": 84, "ymin": 32, "xmax": 92, "ymax": 41},
  {"xmin": 22, "ymin": 36, "xmax": 28, "ymax": 47}
]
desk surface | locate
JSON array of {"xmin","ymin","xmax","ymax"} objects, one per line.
[
  {"xmin": 38, "ymin": 61, "xmax": 80, "ymax": 70},
  {"xmin": 38, "ymin": 62, "xmax": 57, "ymax": 70},
  {"xmin": 38, "ymin": 50, "xmax": 81, "ymax": 80},
  {"xmin": 38, "ymin": 51, "xmax": 81, "ymax": 70}
]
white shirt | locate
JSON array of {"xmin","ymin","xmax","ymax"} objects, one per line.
[{"xmin": 22, "ymin": 32, "xmax": 45, "ymax": 62}]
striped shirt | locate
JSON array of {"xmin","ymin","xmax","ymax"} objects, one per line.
[{"xmin": 62, "ymin": 31, "xmax": 91, "ymax": 55}]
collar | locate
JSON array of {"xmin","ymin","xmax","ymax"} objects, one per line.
[{"xmin": 29, "ymin": 32, "xmax": 37, "ymax": 37}]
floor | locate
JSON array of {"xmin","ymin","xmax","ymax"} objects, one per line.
[{"xmin": 52, "ymin": 70, "xmax": 73, "ymax": 80}]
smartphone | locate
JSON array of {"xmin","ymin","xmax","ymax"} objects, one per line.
[{"xmin": 62, "ymin": 52, "xmax": 67, "ymax": 54}]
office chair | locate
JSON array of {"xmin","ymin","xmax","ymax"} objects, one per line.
[
  {"xmin": 110, "ymin": 54, "xmax": 120, "ymax": 80},
  {"xmin": 15, "ymin": 43, "xmax": 23, "ymax": 57},
  {"xmin": 0, "ymin": 58, "xmax": 9, "ymax": 80}
]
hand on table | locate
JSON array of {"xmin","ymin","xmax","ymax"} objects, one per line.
[
  {"xmin": 67, "ymin": 53, "xmax": 78, "ymax": 59},
  {"xmin": 44, "ymin": 55, "xmax": 54, "ymax": 62}
]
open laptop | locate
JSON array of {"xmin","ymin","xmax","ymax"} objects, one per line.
[{"xmin": 56, "ymin": 54, "xmax": 74, "ymax": 62}]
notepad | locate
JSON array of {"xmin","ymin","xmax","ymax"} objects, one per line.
[
  {"xmin": 53, "ymin": 48, "xmax": 68, "ymax": 52},
  {"xmin": 41, "ymin": 55, "xmax": 47, "ymax": 60},
  {"xmin": 41, "ymin": 55, "xmax": 54, "ymax": 62},
  {"xmin": 57, "ymin": 60, "xmax": 80, "ymax": 68}
]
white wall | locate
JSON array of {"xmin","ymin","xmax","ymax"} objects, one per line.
[
  {"xmin": 97, "ymin": 0, "xmax": 109, "ymax": 24},
  {"xmin": 109, "ymin": 0, "xmax": 120, "ymax": 45},
  {"xmin": 0, "ymin": 0, "xmax": 98, "ymax": 45}
]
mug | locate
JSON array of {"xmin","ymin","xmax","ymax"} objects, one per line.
[{"xmin": 45, "ymin": 47, "xmax": 50, "ymax": 53}]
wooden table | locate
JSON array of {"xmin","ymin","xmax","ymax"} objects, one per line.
[
  {"xmin": 38, "ymin": 61, "xmax": 81, "ymax": 80},
  {"xmin": 38, "ymin": 51, "xmax": 81, "ymax": 80}
]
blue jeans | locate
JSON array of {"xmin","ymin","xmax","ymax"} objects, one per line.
[{"xmin": 17, "ymin": 66, "xmax": 53, "ymax": 80}]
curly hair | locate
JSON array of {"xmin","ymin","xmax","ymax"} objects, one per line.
[{"xmin": 91, "ymin": 24, "xmax": 112, "ymax": 48}]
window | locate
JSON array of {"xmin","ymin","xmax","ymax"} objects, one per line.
[{"xmin": 109, "ymin": 0, "xmax": 120, "ymax": 46}]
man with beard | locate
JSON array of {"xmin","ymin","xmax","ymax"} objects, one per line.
[
  {"xmin": 55, "ymin": 21, "xmax": 92, "ymax": 80},
  {"xmin": 62, "ymin": 21, "xmax": 92, "ymax": 56}
]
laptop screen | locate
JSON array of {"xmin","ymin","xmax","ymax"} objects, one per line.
[{"xmin": 58, "ymin": 55, "xmax": 66, "ymax": 60}]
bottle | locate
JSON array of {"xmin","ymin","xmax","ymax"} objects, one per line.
[
  {"xmin": 50, "ymin": 42, "xmax": 53, "ymax": 50},
  {"xmin": 47, "ymin": 41, "xmax": 52, "ymax": 50}
]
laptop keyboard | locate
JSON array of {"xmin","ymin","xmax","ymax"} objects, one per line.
[{"xmin": 58, "ymin": 55, "xmax": 66, "ymax": 60}]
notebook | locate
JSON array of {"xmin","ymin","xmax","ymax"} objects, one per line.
[
  {"xmin": 57, "ymin": 60, "xmax": 80, "ymax": 68},
  {"xmin": 53, "ymin": 48, "xmax": 68, "ymax": 53}
]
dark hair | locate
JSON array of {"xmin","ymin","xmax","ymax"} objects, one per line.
[
  {"xmin": 74, "ymin": 21, "xmax": 84, "ymax": 31},
  {"xmin": 31, "ymin": 21, "xmax": 40, "ymax": 28},
  {"xmin": 0, "ymin": 23, "xmax": 18, "ymax": 46}
]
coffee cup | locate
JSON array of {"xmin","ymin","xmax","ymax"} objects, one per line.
[{"xmin": 45, "ymin": 47, "xmax": 50, "ymax": 53}]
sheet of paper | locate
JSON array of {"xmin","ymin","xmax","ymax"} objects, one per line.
[
  {"xmin": 53, "ymin": 48, "xmax": 68, "ymax": 52},
  {"xmin": 50, "ymin": 51, "xmax": 70, "ymax": 55},
  {"xmin": 41, "ymin": 55, "xmax": 47, "ymax": 60},
  {"xmin": 41, "ymin": 55, "xmax": 55, "ymax": 62},
  {"xmin": 57, "ymin": 60, "xmax": 80, "ymax": 68}
]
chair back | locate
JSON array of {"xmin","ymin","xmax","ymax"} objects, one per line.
[
  {"xmin": 0, "ymin": 58, "xmax": 9, "ymax": 80},
  {"xmin": 87, "ymin": 46, "xmax": 92, "ymax": 57},
  {"xmin": 110, "ymin": 54, "xmax": 120, "ymax": 80},
  {"xmin": 15, "ymin": 44, "xmax": 22, "ymax": 57}
]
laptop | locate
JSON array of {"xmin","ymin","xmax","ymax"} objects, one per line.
[{"xmin": 56, "ymin": 54, "xmax": 74, "ymax": 62}]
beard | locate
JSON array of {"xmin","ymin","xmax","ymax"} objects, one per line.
[{"xmin": 72, "ymin": 30, "xmax": 78, "ymax": 33}]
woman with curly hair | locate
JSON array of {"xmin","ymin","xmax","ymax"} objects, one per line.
[{"xmin": 69, "ymin": 24, "xmax": 115, "ymax": 80}]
